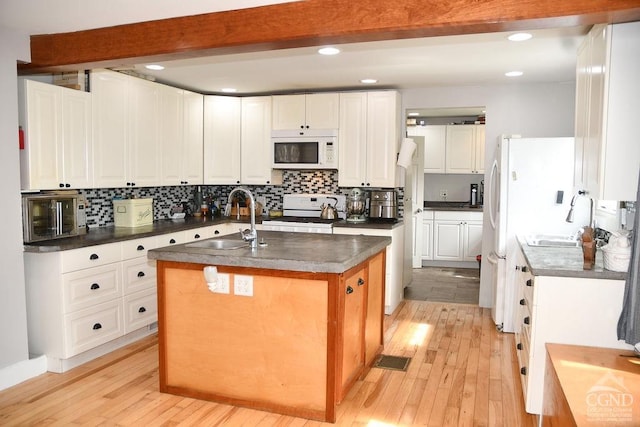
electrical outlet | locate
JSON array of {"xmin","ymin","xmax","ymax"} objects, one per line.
[
  {"xmin": 214, "ymin": 273, "xmax": 230, "ymax": 294},
  {"xmin": 440, "ymin": 189, "xmax": 448, "ymax": 200},
  {"xmin": 234, "ymin": 275, "xmax": 254, "ymax": 297}
]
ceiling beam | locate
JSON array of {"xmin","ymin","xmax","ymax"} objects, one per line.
[{"xmin": 20, "ymin": 0, "xmax": 640, "ymax": 73}]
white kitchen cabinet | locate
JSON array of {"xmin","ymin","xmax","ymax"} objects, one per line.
[
  {"xmin": 421, "ymin": 211, "xmax": 434, "ymax": 261},
  {"xmin": 272, "ymin": 93, "xmax": 339, "ymax": 131},
  {"xmin": 574, "ymin": 22, "xmax": 640, "ymax": 201},
  {"xmin": 333, "ymin": 224, "xmax": 404, "ymax": 315},
  {"xmin": 160, "ymin": 86, "xmax": 204, "ymax": 186},
  {"xmin": 512, "ymin": 244, "xmax": 630, "ymax": 415},
  {"xmin": 203, "ymin": 96, "xmax": 241, "ymax": 185},
  {"xmin": 445, "ymin": 124, "xmax": 484, "ymax": 174},
  {"xmin": 92, "ymin": 69, "xmax": 162, "ymax": 188},
  {"xmin": 338, "ymin": 91, "xmax": 400, "ymax": 188},
  {"xmin": 20, "ymin": 79, "xmax": 92, "ymax": 190},
  {"xmin": 241, "ymin": 96, "xmax": 283, "ymax": 185},
  {"xmin": 407, "ymin": 125, "xmax": 446, "ymax": 173},
  {"xmin": 433, "ymin": 211, "xmax": 482, "ymax": 262}
]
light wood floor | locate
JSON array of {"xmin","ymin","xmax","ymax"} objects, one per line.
[{"xmin": 0, "ymin": 300, "xmax": 538, "ymax": 426}]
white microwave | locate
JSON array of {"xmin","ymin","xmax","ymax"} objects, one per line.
[{"xmin": 271, "ymin": 129, "xmax": 338, "ymax": 169}]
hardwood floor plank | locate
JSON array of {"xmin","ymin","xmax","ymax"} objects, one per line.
[{"xmin": 0, "ymin": 301, "xmax": 538, "ymax": 426}]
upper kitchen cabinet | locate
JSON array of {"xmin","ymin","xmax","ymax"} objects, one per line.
[
  {"xmin": 272, "ymin": 93, "xmax": 339, "ymax": 133},
  {"xmin": 20, "ymin": 80, "xmax": 92, "ymax": 190},
  {"xmin": 203, "ymin": 96, "xmax": 241, "ymax": 185},
  {"xmin": 241, "ymin": 96, "xmax": 282, "ymax": 185},
  {"xmin": 160, "ymin": 87, "xmax": 204, "ymax": 186},
  {"xmin": 445, "ymin": 124, "xmax": 485, "ymax": 174},
  {"xmin": 338, "ymin": 91, "xmax": 401, "ymax": 188},
  {"xmin": 407, "ymin": 125, "xmax": 447, "ymax": 173},
  {"xmin": 574, "ymin": 22, "xmax": 640, "ymax": 201},
  {"xmin": 92, "ymin": 69, "xmax": 161, "ymax": 188}
]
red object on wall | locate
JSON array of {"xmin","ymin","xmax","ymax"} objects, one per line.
[{"xmin": 19, "ymin": 126, "xmax": 24, "ymax": 150}]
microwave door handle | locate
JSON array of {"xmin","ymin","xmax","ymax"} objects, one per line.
[{"xmin": 56, "ymin": 201, "xmax": 62, "ymax": 235}]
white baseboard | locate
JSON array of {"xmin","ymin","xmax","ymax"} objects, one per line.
[{"xmin": 0, "ymin": 355, "xmax": 47, "ymax": 391}]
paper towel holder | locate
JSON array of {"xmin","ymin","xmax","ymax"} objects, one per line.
[{"xmin": 397, "ymin": 137, "xmax": 417, "ymax": 168}]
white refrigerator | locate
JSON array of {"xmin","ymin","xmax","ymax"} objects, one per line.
[{"xmin": 486, "ymin": 136, "xmax": 588, "ymax": 333}]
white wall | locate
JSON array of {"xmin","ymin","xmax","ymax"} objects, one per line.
[
  {"xmin": 402, "ymin": 81, "xmax": 577, "ymax": 307},
  {"xmin": 0, "ymin": 26, "xmax": 46, "ymax": 389}
]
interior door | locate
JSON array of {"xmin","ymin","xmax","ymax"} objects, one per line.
[{"xmin": 407, "ymin": 136, "xmax": 425, "ymax": 268}]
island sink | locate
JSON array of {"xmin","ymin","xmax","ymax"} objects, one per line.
[
  {"xmin": 525, "ymin": 234, "xmax": 580, "ymax": 248},
  {"xmin": 185, "ymin": 238, "xmax": 249, "ymax": 250}
]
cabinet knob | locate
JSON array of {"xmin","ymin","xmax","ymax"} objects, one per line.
[
  {"xmin": 59, "ymin": 183, "xmax": 65, "ymax": 188},
  {"xmin": 357, "ymin": 278, "xmax": 365, "ymax": 286},
  {"xmin": 526, "ymin": 279, "xmax": 532, "ymax": 287},
  {"xmin": 65, "ymin": 183, "xmax": 70, "ymax": 188},
  {"xmin": 346, "ymin": 285, "xmax": 354, "ymax": 294},
  {"xmin": 137, "ymin": 245, "xmax": 145, "ymax": 251},
  {"xmin": 519, "ymin": 298, "xmax": 525, "ymax": 306},
  {"xmin": 520, "ymin": 367, "xmax": 527, "ymax": 375},
  {"xmin": 92, "ymin": 323, "xmax": 102, "ymax": 330},
  {"xmin": 516, "ymin": 343, "xmax": 523, "ymax": 350},
  {"xmin": 90, "ymin": 283, "xmax": 100, "ymax": 290},
  {"xmin": 137, "ymin": 271, "xmax": 145, "ymax": 278},
  {"xmin": 138, "ymin": 306, "xmax": 146, "ymax": 313},
  {"xmin": 523, "ymin": 316, "xmax": 530, "ymax": 325},
  {"xmin": 515, "ymin": 266, "xmax": 521, "ymax": 271},
  {"xmin": 89, "ymin": 253, "xmax": 99, "ymax": 260}
]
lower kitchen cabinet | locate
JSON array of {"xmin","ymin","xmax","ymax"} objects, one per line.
[
  {"xmin": 513, "ymin": 244, "xmax": 630, "ymax": 415},
  {"xmin": 432, "ymin": 211, "xmax": 482, "ymax": 262},
  {"xmin": 421, "ymin": 211, "xmax": 434, "ymax": 261}
]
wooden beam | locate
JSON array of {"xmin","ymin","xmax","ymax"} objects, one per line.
[{"xmin": 20, "ymin": 0, "xmax": 640, "ymax": 72}]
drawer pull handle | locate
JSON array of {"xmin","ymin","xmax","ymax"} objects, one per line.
[
  {"xmin": 137, "ymin": 245, "xmax": 145, "ymax": 251},
  {"xmin": 92, "ymin": 323, "xmax": 102, "ymax": 330},
  {"xmin": 524, "ymin": 316, "xmax": 530, "ymax": 325},
  {"xmin": 90, "ymin": 283, "xmax": 100, "ymax": 290},
  {"xmin": 194, "ymin": 234, "xmax": 200, "ymax": 239},
  {"xmin": 519, "ymin": 298, "xmax": 525, "ymax": 306},
  {"xmin": 138, "ymin": 307, "xmax": 146, "ymax": 313},
  {"xmin": 214, "ymin": 230, "xmax": 220, "ymax": 235},
  {"xmin": 89, "ymin": 253, "xmax": 99, "ymax": 260},
  {"xmin": 357, "ymin": 278, "xmax": 365, "ymax": 286},
  {"xmin": 522, "ymin": 266, "xmax": 528, "ymax": 273},
  {"xmin": 137, "ymin": 271, "xmax": 145, "ymax": 278},
  {"xmin": 516, "ymin": 343, "xmax": 523, "ymax": 350},
  {"xmin": 169, "ymin": 239, "xmax": 176, "ymax": 244},
  {"xmin": 526, "ymin": 279, "xmax": 532, "ymax": 287},
  {"xmin": 520, "ymin": 367, "xmax": 527, "ymax": 375},
  {"xmin": 346, "ymin": 286, "xmax": 354, "ymax": 295}
]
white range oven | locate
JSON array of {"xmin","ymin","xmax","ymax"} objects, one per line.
[{"xmin": 261, "ymin": 193, "xmax": 346, "ymax": 234}]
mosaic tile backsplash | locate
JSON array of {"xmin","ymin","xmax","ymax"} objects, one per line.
[{"xmin": 80, "ymin": 170, "xmax": 404, "ymax": 227}]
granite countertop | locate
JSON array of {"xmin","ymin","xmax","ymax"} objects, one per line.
[
  {"xmin": 423, "ymin": 201, "xmax": 483, "ymax": 211},
  {"xmin": 518, "ymin": 237, "xmax": 627, "ymax": 280},
  {"xmin": 148, "ymin": 230, "xmax": 391, "ymax": 273},
  {"xmin": 333, "ymin": 219, "xmax": 403, "ymax": 230}
]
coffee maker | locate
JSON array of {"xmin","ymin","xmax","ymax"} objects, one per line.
[{"xmin": 369, "ymin": 190, "xmax": 398, "ymax": 220}]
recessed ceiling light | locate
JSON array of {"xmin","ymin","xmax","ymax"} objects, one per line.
[
  {"xmin": 221, "ymin": 88, "xmax": 237, "ymax": 93},
  {"xmin": 360, "ymin": 78, "xmax": 378, "ymax": 84},
  {"xmin": 505, "ymin": 71, "xmax": 524, "ymax": 77},
  {"xmin": 508, "ymin": 33, "xmax": 532, "ymax": 42},
  {"xmin": 408, "ymin": 112, "xmax": 420, "ymax": 116},
  {"xmin": 318, "ymin": 47, "xmax": 340, "ymax": 55},
  {"xmin": 145, "ymin": 64, "xmax": 165, "ymax": 71}
]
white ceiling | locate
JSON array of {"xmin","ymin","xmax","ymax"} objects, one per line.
[{"xmin": 2, "ymin": 0, "xmax": 588, "ymax": 112}]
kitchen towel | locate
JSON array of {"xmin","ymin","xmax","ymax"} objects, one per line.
[
  {"xmin": 397, "ymin": 137, "xmax": 417, "ymax": 168},
  {"xmin": 617, "ymin": 171, "xmax": 640, "ymax": 346}
]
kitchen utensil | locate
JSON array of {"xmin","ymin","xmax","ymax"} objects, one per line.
[{"xmin": 320, "ymin": 197, "xmax": 338, "ymax": 219}]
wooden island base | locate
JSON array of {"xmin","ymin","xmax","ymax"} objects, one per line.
[{"xmin": 156, "ymin": 251, "xmax": 385, "ymax": 423}]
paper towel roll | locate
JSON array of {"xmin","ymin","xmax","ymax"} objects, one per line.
[{"xmin": 397, "ymin": 138, "xmax": 417, "ymax": 168}]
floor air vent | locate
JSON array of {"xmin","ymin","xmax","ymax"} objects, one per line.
[{"xmin": 373, "ymin": 355, "xmax": 411, "ymax": 371}]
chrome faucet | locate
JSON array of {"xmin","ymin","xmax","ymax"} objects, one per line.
[
  {"xmin": 225, "ymin": 187, "xmax": 258, "ymax": 249},
  {"xmin": 565, "ymin": 190, "xmax": 594, "ymax": 228}
]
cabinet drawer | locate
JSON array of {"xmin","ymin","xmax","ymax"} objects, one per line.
[
  {"xmin": 122, "ymin": 258, "xmax": 157, "ymax": 294},
  {"xmin": 121, "ymin": 236, "xmax": 157, "ymax": 260},
  {"xmin": 124, "ymin": 288, "xmax": 157, "ymax": 333},
  {"xmin": 157, "ymin": 231, "xmax": 186, "ymax": 247},
  {"xmin": 62, "ymin": 263, "xmax": 122, "ymax": 313},
  {"xmin": 184, "ymin": 227, "xmax": 210, "ymax": 242},
  {"xmin": 61, "ymin": 243, "xmax": 121, "ymax": 273},
  {"xmin": 434, "ymin": 211, "xmax": 483, "ymax": 221},
  {"xmin": 64, "ymin": 299, "xmax": 124, "ymax": 357}
]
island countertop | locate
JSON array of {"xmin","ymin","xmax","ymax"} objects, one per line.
[{"xmin": 148, "ymin": 230, "xmax": 391, "ymax": 273}]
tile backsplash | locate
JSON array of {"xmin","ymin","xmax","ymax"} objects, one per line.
[{"xmin": 80, "ymin": 170, "xmax": 403, "ymax": 227}]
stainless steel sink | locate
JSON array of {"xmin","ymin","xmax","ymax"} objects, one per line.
[
  {"xmin": 186, "ymin": 239, "xmax": 249, "ymax": 250},
  {"xmin": 525, "ymin": 234, "xmax": 580, "ymax": 248}
]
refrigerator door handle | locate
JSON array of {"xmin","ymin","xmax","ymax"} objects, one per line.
[
  {"xmin": 488, "ymin": 158, "xmax": 499, "ymax": 230},
  {"xmin": 487, "ymin": 251, "xmax": 505, "ymax": 264}
]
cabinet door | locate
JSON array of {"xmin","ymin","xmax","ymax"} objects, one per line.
[
  {"xmin": 22, "ymin": 80, "xmax": 62, "ymax": 190},
  {"xmin": 445, "ymin": 125, "xmax": 475, "ymax": 174},
  {"xmin": 271, "ymin": 94, "xmax": 305, "ymax": 130},
  {"xmin": 433, "ymin": 220, "xmax": 463, "ymax": 260},
  {"xmin": 62, "ymin": 89, "xmax": 92, "ymax": 188},
  {"xmin": 366, "ymin": 91, "xmax": 399, "ymax": 188},
  {"xmin": 422, "ymin": 219, "xmax": 433, "ymax": 260},
  {"xmin": 182, "ymin": 91, "xmax": 204, "ymax": 185},
  {"xmin": 92, "ymin": 70, "xmax": 129, "ymax": 188},
  {"xmin": 474, "ymin": 125, "xmax": 485, "ymax": 173},
  {"xmin": 204, "ymin": 96, "xmax": 241, "ymax": 184},
  {"xmin": 241, "ymin": 96, "xmax": 277, "ymax": 185},
  {"xmin": 128, "ymin": 78, "xmax": 161, "ymax": 187},
  {"xmin": 424, "ymin": 125, "xmax": 447, "ymax": 173},
  {"xmin": 339, "ymin": 266, "xmax": 365, "ymax": 401},
  {"xmin": 338, "ymin": 92, "xmax": 367, "ymax": 187},
  {"xmin": 305, "ymin": 93, "xmax": 339, "ymax": 129},
  {"xmin": 463, "ymin": 221, "xmax": 483, "ymax": 261},
  {"xmin": 159, "ymin": 86, "xmax": 184, "ymax": 186},
  {"xmin": 364, "ymin": 252, "xmax": 384, "ymax": 367}
]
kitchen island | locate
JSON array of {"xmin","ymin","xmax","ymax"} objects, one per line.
[{"xmin": 147, "ymin": 231, "xmax": 390, "ymax": 422}]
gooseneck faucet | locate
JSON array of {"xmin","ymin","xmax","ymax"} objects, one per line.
[
  {"xmin": 565, "ymin": 190, "xmax": 594, "ymax": 228},
  {"xmin": 224, "ymin": 187, "xmax": 258, "ymax": 249}
]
